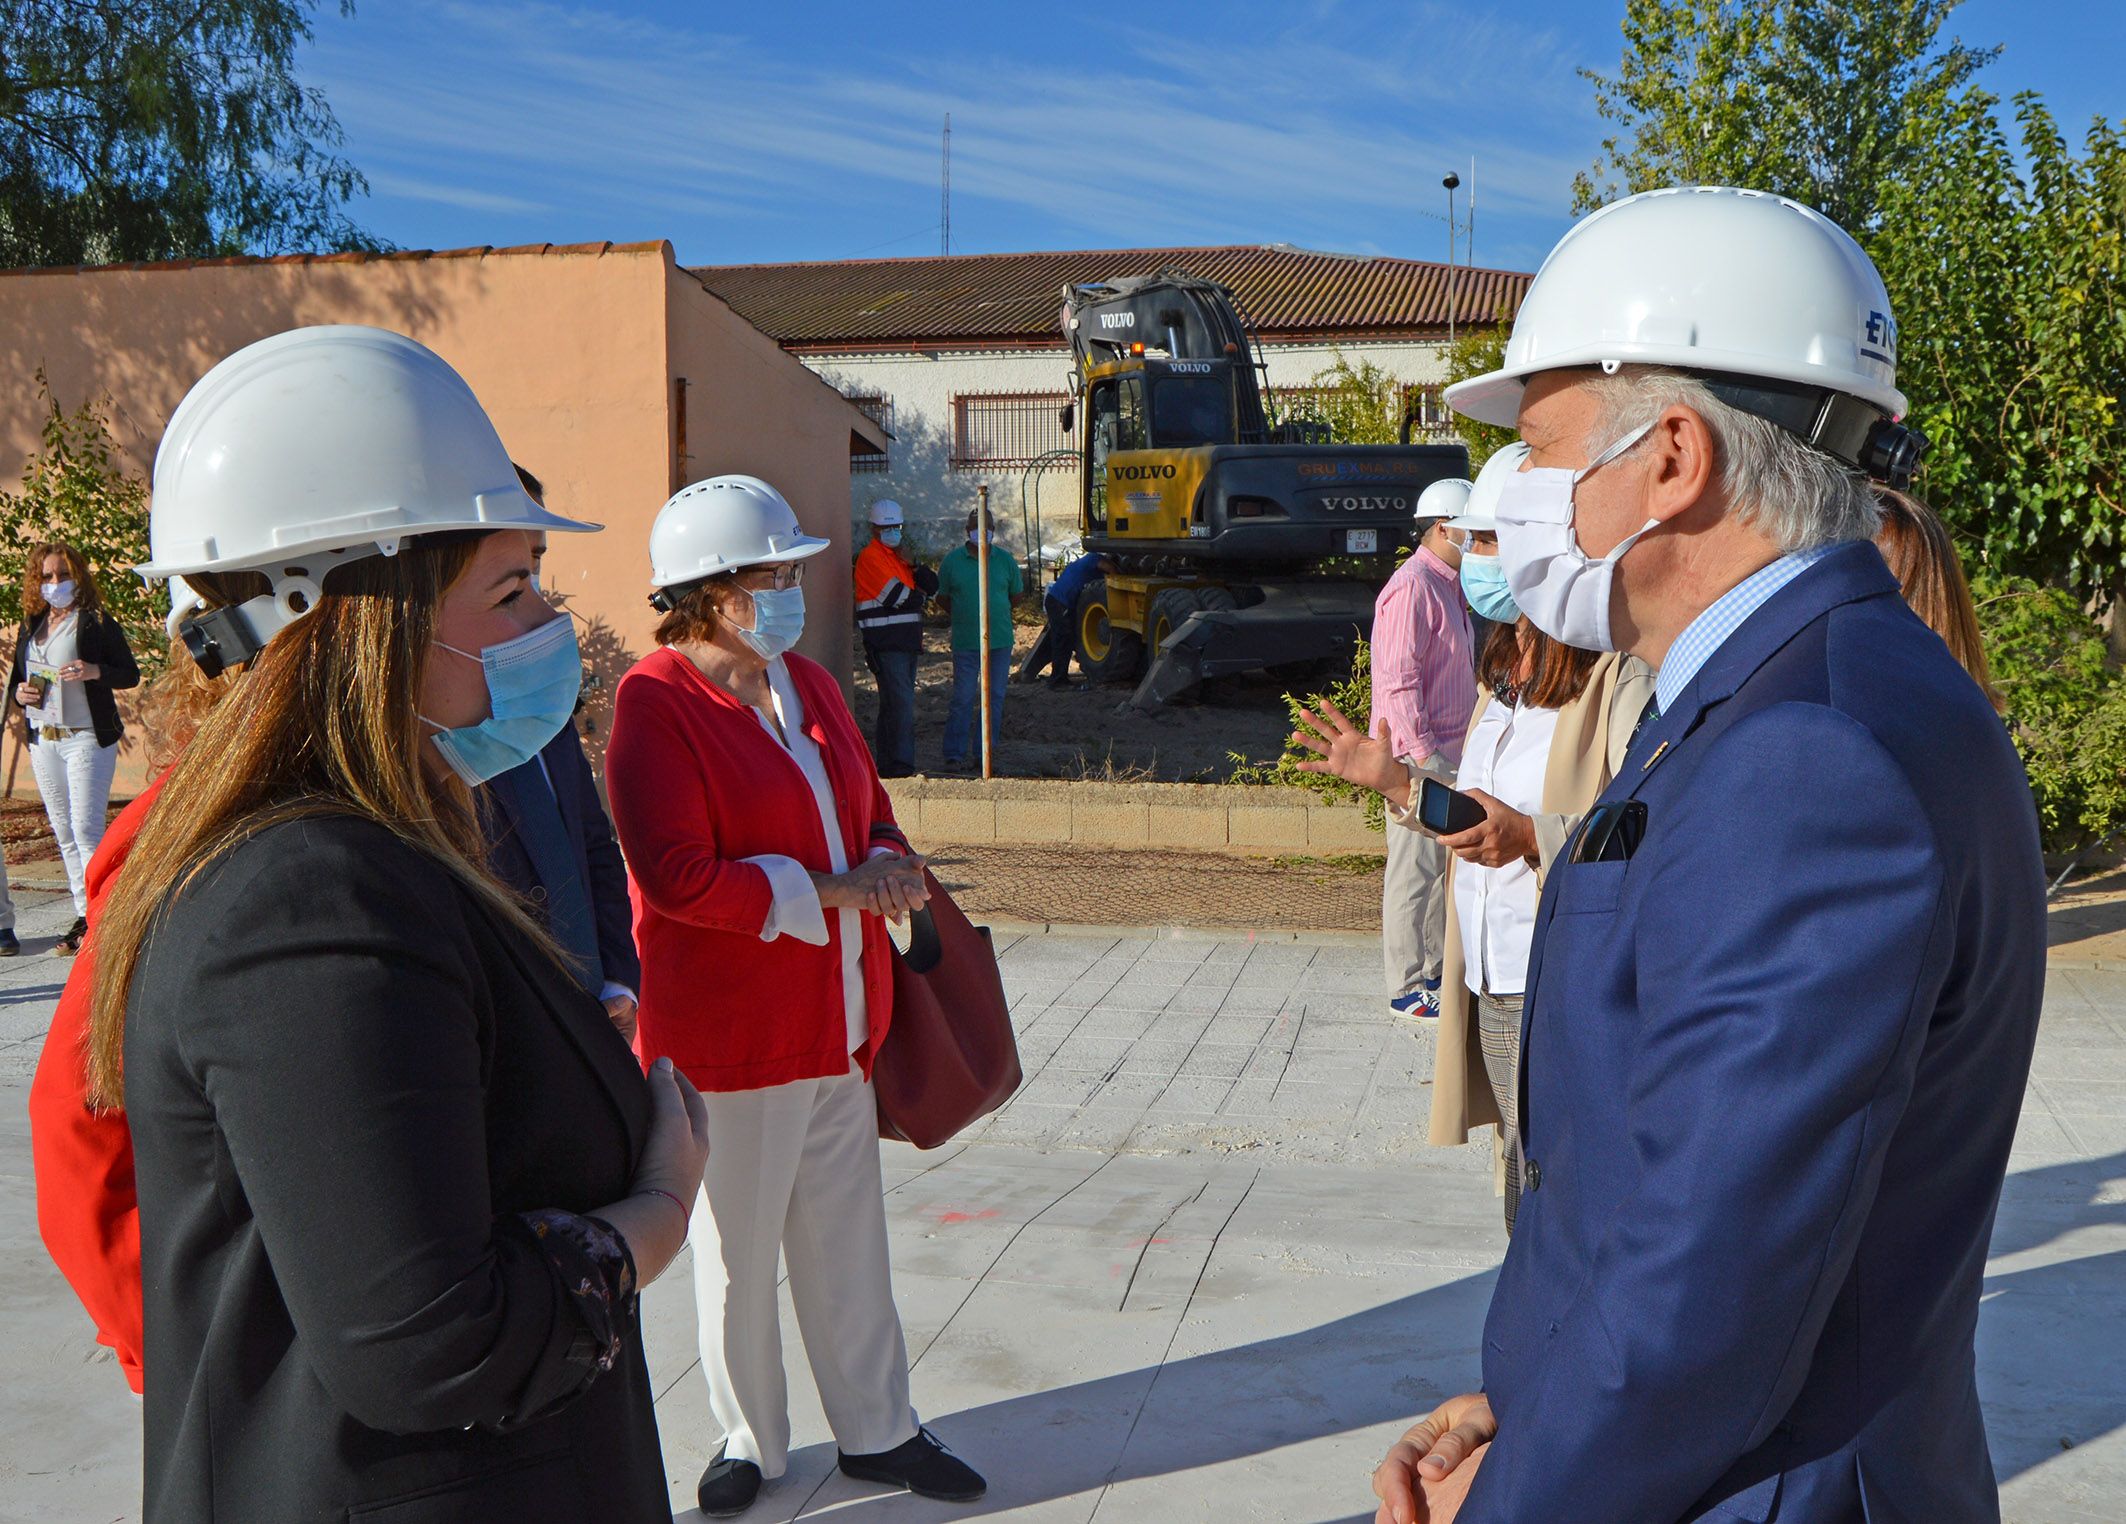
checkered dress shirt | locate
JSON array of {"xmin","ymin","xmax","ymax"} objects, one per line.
[{"xmin": 1654, "ymin": 543, "xmax": 1844, "ymax": 715}]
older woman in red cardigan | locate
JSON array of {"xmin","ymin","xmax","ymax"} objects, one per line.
[{"xmin": 604, "ymin": 476, "xmax": 985, "ymax": 1518}]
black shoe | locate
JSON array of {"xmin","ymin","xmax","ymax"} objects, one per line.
[
  {"xmin": 838, "ymin": 1427, "xmax": 985, "ymax": 1502},
  {"xmin": 54, "ymin": 916, "xmax": 87, "ymax": 956},
  {"xmin": 696, "ymin": 1447, "xmax": 762, "ymax": 1517},
  {"xmin": 0, "ymin": 929, "xmax": 18, "ymax": 957}
]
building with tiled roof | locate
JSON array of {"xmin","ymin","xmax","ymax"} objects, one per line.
[
  {"xmin": 691, "ymin": 245, "xmax": 1531, "ymax": 553},
  {"xmin": 693, "ymin": 244, "xmax": 1531, "ymax": 351}
]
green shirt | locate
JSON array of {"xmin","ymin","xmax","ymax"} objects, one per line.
[{"xmin": 936, "ymin": 543, "xmax": 1023, "ymax": 651}]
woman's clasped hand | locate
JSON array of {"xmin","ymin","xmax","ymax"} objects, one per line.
[{"xmin": 814, "ymin": 851, "xmax": 932, "ymax": 921}]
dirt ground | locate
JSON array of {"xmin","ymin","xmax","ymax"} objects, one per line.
[
  {"xmin": 931, "ymin": 843, "xmax": 1386, "ymax": 932},
  {"xmin": 849, "ymin": 613, "xmax": 1312, "ymax": 782}
]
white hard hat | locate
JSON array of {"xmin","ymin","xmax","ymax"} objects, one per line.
[
  {"xmin": 142, "ymin": 325, "xmax": 596, "ymax": 675},
  {"xmin": 1447, "ymin": 186, "xmax": 1908, "ymax": 430},
  {"xmin": 1443, "ymin": 443, "xmax": 1530, "ymax": 534},
  {"xmin": 1414, "ymin": 478, "xmax": 1472, "ymax": 522},
  {"xmin": 649, "ymin": 475, "xmax": 830, "ymax": 590},
  {"xmin": 867, "ymin": 499, "xmax": 905, "ymax": 527}
]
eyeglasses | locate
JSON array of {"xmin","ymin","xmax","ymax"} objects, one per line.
[{"xmin": 737, "ymin": 563, "xmax": 805, "ymax": 590}]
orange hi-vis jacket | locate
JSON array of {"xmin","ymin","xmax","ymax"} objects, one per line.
[{"xmin": 853, "ymin": 539, "xmax": 930, "ymax": 653}]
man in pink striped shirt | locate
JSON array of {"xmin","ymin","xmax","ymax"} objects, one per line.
[{"xmin": 1371, "ymin": 479, "xmax": 1479, "ymax": 1018}]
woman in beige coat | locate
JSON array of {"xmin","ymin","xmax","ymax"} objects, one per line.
[{"xmin": 1293, "ymin": 522, "xmax": 1651, "ymax": 1232}]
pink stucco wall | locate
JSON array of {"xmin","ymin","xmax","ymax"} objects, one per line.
[{"xmin": 0, "ymin": 241, "xmax": 878, "ymax": 785}]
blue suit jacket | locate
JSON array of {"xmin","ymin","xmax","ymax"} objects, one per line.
[
  {"xmin": 1463, "ymin": 543, "xmax": 2045, "ymax": 1524},
  {"xmin": 481, "ymin": 722, "xmax": 641, "ymax": 997}
]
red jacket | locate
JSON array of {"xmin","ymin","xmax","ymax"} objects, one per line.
[
  {"xmin": 605, "ymin": 648, "xmax": 902, "ymax": 1092},
  {"xmin": 29, "ymin": 774, "xmax": 165, "ymax": 1394}
]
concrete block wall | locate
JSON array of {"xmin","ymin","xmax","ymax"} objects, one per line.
[{"xmin": 881, "ymin": 777, "xmax": 1384, "ymax": 858}]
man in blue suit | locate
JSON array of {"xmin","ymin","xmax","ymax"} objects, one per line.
[
  {"xmin": 1370, "ymin": 189, "xmax": 2045, "ymax": 1523},
  {"xmin": 481, "ymin": 469, "xmax": 641, "ymax": 1040}
]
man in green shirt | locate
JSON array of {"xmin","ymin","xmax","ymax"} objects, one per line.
[{"xmin": 934, "ymin": 508, "xmax": 1023, "ymax": 772}]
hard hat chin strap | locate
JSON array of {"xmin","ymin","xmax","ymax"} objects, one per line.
[{"xmin": 174, "ymin": 542, "xmax": 390, "ymax": 678}]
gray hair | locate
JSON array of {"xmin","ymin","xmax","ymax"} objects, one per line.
[{"xmin": 1582, "ymin": 368, "xmax": 1879, "ymax": 551}]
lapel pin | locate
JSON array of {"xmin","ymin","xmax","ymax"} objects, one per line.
[{"xmin": 1641, "ymin": 740, "xmax": 1671, "ymax": 772}]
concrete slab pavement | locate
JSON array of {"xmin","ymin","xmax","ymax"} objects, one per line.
[{"xmin": 3, "ymin": 915, "xmax": 2124, "ymax": 1522}]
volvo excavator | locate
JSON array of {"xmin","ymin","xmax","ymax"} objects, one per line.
[{"xmin": 1037, "ymin": 270, "xmax": 1468, "ymax": 711}]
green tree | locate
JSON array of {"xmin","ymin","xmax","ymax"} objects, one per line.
[
  {"xmin": 1281, "ymin": 350, "xmax": 1404, "ymax": 444},
  {"xmin": 1443, "ymin": 316, "xmax": 1515, "ymax": 469},
  {"xmin": 1875, "ymin": 94, "xmax": 2125, "ymax": 599},
  {"xmin": 1575, "ymin": 0, "xmax": 2126, "ymax": 609},
  {"xmin": 0, "ymin": 0, "xmax": 377, "ymax": 266},
  {"xmin": 1574, "ymin": 0, "xmax": 1994, "ymax": 227},
  {"xmin": 0, "ymin": 371, "xmax": 165, "ymax": 677}
]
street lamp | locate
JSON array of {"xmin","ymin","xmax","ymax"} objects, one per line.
[{"xmin": 1443, "ymin": 171, "xmax": 1461, "ymax": 348}]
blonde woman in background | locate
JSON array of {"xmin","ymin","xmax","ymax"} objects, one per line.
[{"xmin": 9, "ymin": 542, "xmax": 139, "ymax": 953}]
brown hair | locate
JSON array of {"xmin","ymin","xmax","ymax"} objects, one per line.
[
  {"xmin": 653, "ymin": 572, "xmax": 739, "ymax": 647},
  {"xmin": 1477, "ymin": 617, "xmax": 1601, "ymax": 710},
  {"xmin": 24, "ymin": 542, "xmax": 102, "ymax": 620},
  {"xmin": 1872, "ymin": 488, "xmax": 2004, "ymax": 712},
  {"xmin": 88, "ymin": 534, "xmax": 560, "ymax": 1108}
]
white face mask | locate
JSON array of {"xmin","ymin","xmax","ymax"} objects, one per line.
[
  {"xmin": 41, "ymin": 579, "xmax": 76, "ymax": 610},
  {"xmin": 1493, "ymin": 423, "xmax": 1656, "ymax": 652}
]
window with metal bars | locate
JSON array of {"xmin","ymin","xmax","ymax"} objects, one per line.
[
  {"xmin": 951, "ymin": 392, "xmax": 1077, "ymax": 469},
  {"xmin": 844, "ymin": 392, "xmax": 893, "ymax": 473}
]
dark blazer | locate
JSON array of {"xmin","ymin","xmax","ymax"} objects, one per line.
[
  {"xmin": 124, "ymin": 815, "xmax": 668, "ymax": 1522},
  {"xmin": 9, "ymin": 604, "xmax": 141, "ymax": 748},
  {"xmin": 481, "ymin": 722, "xmax": 641, "ymax": 996},
  {"xmin": 1463, "ymin": 543, "xmax": 2045, "ymax": 1524}
]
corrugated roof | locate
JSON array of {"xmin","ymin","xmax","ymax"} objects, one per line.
[
  {"xmin": 690, "ymin": 244, "xmax": 1532, "ymax": 350},
  {"xmin": 0, "ymin": 240, "xmax": 670, "ymax": 279}
]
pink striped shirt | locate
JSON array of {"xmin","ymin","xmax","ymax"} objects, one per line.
[{"xmin": 1369, "ymin": 546, "xmax": 1478, "ymax": 767}]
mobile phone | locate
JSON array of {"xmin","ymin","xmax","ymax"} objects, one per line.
[{"xmin": 1418, "ymin": 776, "xmax": 1488, "ymax": 836}]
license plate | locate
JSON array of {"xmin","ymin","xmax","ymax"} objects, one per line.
[{"xmin": 1346, "ymin": 529, "xmax": 1378, "ymax": 553}]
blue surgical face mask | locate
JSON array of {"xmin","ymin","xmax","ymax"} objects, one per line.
[
  {"xmin": 736, "ymin": 583, "xmax": 806, "ymax": 661},
  {"xmin": 1459, "ymin": 552, "xmax": 1520, "ymax": 624},
  {"xmin": 878, "ymin": 528, "xmax": 902, "ymax": 548},
  {"xmin": 421, "ymin": 614, "xmax": 582, "ymax": 785}
]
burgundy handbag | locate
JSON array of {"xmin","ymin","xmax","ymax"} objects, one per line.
[{"xmin": 873, "ymin": 868, "xmax": 1022, "ymax": 1149}]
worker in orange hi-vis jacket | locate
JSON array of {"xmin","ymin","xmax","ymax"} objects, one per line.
[{"xmin": 852, "ymin": 500, "xmax": 936, "ymax": 777}]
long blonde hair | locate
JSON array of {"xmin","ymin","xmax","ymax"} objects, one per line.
[
  {"xmin": 1872, "ymin": 488, "xmax": 2004, "ymax": 712},
  {"xmin": 88, "ymin": 534, "xmax": 559, "ymax": 1108}
]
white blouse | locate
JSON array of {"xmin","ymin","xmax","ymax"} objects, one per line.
[
  {"xmin": 26, "ymin": 611, "xmax": 92, "ymax": 730},
  {"xmin": 1452, "ymin": 696, "xmax": 1560, "ymax": 998},
  {"xmin": 739, "ymin": 656, "xmax": 876, "ymax": 1056}
]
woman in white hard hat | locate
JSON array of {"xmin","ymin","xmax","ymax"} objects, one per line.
[
  {"xmin": 1294, "ymin": 445, "xmax": 1653, "ymax": 1233},
  {"xmin": 89, "ymin": 325, "xmax": 709, "ymax": 1522},
  {"xmin": 605, "ymin": 476, "xmax": 985, "ymax": 1517}
]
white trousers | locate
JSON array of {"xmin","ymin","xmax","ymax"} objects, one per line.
[
  {"xmin": 1381, "ymin": 753, "xmax": 1455, "ymax": 999},
  {"xmin": 29, "ymin": 731, "xmax": 117, "ymax": 917},
  {"xmin": 692, "ymin": 1063, "xmax": 917, "ymax": 1478}
]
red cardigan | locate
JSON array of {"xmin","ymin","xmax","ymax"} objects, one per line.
[
  {"xmin": 605, "ymin": 648, "xmax": 902, "ymax": 1092},
  {"xmin": 29, "ymin": 774, "xmax": 165, "ymax": 1395}
]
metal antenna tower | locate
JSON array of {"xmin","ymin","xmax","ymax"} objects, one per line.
[{"xmin": 940, "ymin": 114, "xmax": 951, "ymax": 256}]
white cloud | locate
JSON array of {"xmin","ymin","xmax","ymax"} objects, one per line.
[{"xmin": 309, "ymin": 0, "xmax": 1598, "ymax": 264}]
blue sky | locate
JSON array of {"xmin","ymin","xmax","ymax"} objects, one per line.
[{"xmin": 305, "ymin": 1, "xmax": 2121, "ymax": 276}]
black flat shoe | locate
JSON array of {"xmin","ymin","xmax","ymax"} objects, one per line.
[
  {"xmin": 697, "ymin": 1447, "xmax": 762, "ymax": 1517},
  {"xmin": 838, "ymin": 1427, "xmax": 985, "ymax": 1502},
  {"xmin": 0, "ymin": 929, "xmax": 18, "ymax": 957}
]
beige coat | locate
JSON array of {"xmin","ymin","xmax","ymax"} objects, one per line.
[{"xmin": 1409, "ymin": 651, "xmax": 1657, "ymax": 1150}]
